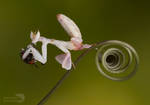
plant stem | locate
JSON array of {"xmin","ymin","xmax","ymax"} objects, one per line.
[
  {"xmin": 37, "ymin": 70, "xmax": 71, "ymax": 105},
  {"xmin": 37, "ymin": 45, "xmax": 95, "ymax": 105}
]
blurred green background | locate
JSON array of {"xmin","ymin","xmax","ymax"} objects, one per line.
[{"xmin": 0, "ymin": 0, "xmax": 149, "ymax": 105}]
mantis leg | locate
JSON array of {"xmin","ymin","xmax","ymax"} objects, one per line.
[
  {"xmin": 25, "ymin": 44, "xmax": 48, "ymax": 64},
  {"xmin": 54, "ymin": 42, "xmax": 72, "ymax": 70}
]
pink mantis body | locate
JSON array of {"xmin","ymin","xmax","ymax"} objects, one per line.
[{"xmin": 22, "ymin": 14, "xmax": 91, "ymax": 70}]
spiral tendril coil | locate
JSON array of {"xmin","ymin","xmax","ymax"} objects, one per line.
[{"xmin": 95, "ymin": 40, "xmax": 139, "ymax": 81}]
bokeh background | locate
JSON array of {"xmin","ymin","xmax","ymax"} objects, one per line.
[{"xmin": 0, "ymin": 0, "xmax": 149, "ymax": 105}]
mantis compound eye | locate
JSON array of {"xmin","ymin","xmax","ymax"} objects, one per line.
[{"xmin": 95, "ymin": 40, "xmax": 139, "ymax": 81}]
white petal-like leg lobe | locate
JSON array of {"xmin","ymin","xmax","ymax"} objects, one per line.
[
  {"xmin": 55, "ymin": 53, "xmax": 72, "ymax": 70},
  {"xmin": 55, "ymin": 54, "xmax": 66, "ymax": 64}
]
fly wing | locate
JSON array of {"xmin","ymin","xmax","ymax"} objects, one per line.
[
  {"xmin": 55, "ymin": 54, "xmax": 66, "ymax": 64},
  {"xmin": 57, "ymin": 14, "xmax": 82, "ymax": 43}
]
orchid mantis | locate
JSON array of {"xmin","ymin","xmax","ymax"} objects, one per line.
[{"xmin": 21, "ymin": 14, "xmax": 91, "ymax": 70}]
